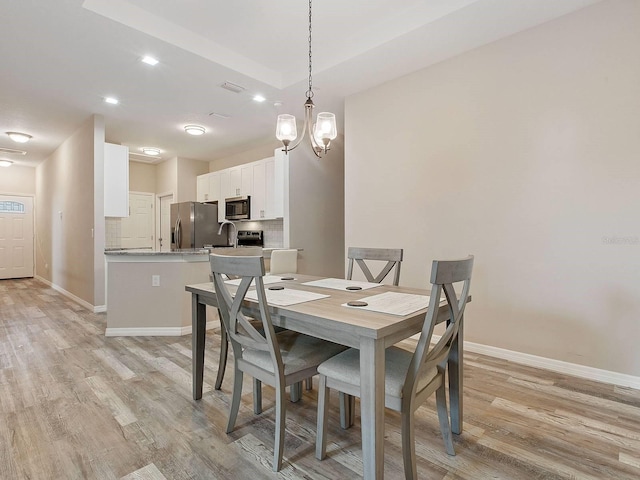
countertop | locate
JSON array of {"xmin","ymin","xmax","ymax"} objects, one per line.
[{"xmin": 104, "ymin": 247, "xmax": 296, "ymax": 256}]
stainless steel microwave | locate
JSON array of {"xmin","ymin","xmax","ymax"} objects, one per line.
[{"xmin": 225, "ymin": 196, "xmax": 250, "ymax": 220}]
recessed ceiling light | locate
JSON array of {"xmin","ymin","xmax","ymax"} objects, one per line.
[
  {"xmin": 104, "ymin": 97, "xmax": 119, "ymax": 105},
  {"xmin": 141, "ymin": 147, "xmax": 161, "ymax": 156},
  {"xmin": 253, "ymin": 94, "xmax": 266, "ymax": 103},
  {"xmin": 141, "ymin": 55, "xmax": 159, "ymax": 66},
  {"xmin": 6, "ymin": 132, "xmax": 32, "ymax": 143},
  {"xmin": 184, "ymin": 125, "xmax": 206, "ymax": 136},
  {"xmin": 0, "ymin": 160, "xmax": 13, "ymax": 167}
]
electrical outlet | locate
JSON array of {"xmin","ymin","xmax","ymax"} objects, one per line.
[{"xmin": 152, "ymin": 275, "xmax": 160, "ymax": 287}]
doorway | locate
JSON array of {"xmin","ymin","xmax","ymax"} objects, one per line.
[
  {"xmin": 0, "ymin": 195, "xmax": 34, "ymax": 279},
  {"xmin": 120, "ymin": 192, "xmax": 154, "ymax": 249},
  {"xmin": 157, "ymin": 193, "xmax": 173, "ymax": 251}
]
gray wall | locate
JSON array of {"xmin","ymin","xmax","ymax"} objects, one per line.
[{"xmin": 344, "ymin": 0, "xmax": 640, "ymax": 377}]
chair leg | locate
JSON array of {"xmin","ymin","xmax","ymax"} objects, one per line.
[
  {"xmin": 305, "ymin": 376, "xmax": 313, "ymax": 390},
  {"xmin": 290, "ymin": 382, "xmax": 302, "ymax": 402},
  {"xmin": 339, "ymin": 393, "xmax": 355, "ymax": 429},
  {"xmin": 400, "ymin": 408, "xmax": 418, "ymax": 480},
  {"xmin": 436, "ymin": 382, "xmax": 455, "ymax": 456},
  {"xmin": 226, "ymin": 367, "xmax": 243, "ymax": 434},
  {"xmin": 315, "ymin": 374, "xmax": 330, "ymax": 460},
  {"xmin": 253, "ymin": 378, "xmax": 262, "ymax": 415},
  {"xmin": 273, "ymin": 381, "xmax": 287, "ymax": 472},
  {"xmin": 215, "ymin": 315, "xmax": 228, "ymax": 390}
]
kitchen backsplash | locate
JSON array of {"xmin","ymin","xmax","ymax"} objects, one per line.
[
  {"xmin": 239, "ymin": 218, "xmax": 283, "ymax": 248},
  {"xmin": 105, "ymin": 218, "xmax": 122, "ymax": 249}
]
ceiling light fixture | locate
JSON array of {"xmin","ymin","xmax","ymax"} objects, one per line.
[
  {"xmin": 184, "ymin": 125, "xmax": 205, "ymax": 136},
  {"xmin": 0, "ymin": 160, "xmax": 13, "ymax": 167},
  {"xmin": 253, "ymin": 94, "xmax": 266, "ymax": 103},
  {"xmin": 141, "ymin": 55, "xmax": 159, "ymax": 66},
  {"xmin": 104, "ymin": 97, "xmax": 119, "ymax": 105},
  {"xmin": 6, "ymin": 132, "xmax": 32, "ymax": 143},
  {"xmin": 275, "ymin": 0, "xmax": 336, "ymax": 158},
  {"xmin": 141, "ymin": 147, "xmax": 161, "ymax": 156}
]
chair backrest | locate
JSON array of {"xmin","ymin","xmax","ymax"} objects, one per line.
[
  {"xmin": 210, "ymin": 253, "xmax": 284, "ymax": 374},
  {"xmin": 347, "ymin": 247, "xmax": 404, "ymax": 286},
  {"xmin": 270, "ymin": 249, "xmax": 298, "ymax": 274},
  {"xmin": 404, "ymin": 255, "xmax": 474, "ymax": 398}
]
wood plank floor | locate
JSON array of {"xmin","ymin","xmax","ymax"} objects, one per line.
[{"xmin": 1, "ymin": 278, "xmax": 639, "ymax": 479}]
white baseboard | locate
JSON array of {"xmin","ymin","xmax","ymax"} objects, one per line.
[
  {"xmin": 35, "ymin": 275, "xmax": 98, "ymax": 312},
  {"xmin": 463, "ymin": 340, "xmax": 640, "ymax": 390},
  {"xmin": 105, "ymin": 321, "xmax": 216, "ymax": 337},
  {"xmin": 94, "ymin": 305, "xmax": 107, "ymax": 313}
]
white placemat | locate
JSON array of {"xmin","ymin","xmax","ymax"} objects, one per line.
[
  {"xmin": 224, "ymin": 275, "xmax": 284, "ymax": 286},
  {"xmin": 302, "ymin": 278, "xmax": 381, "ymax": 291},
  {"xmin": 342, "ymin": 291, "xmax": 434, "ymax": 316},
  {"xmin": 245, "ymin": 288, "xmax": 330, "ymax": 307}
]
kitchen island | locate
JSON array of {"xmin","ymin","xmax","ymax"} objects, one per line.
[
  {"xmin": 104, "ymin": 249, "xmax": 214, "ymax": 336},
  {"xmin": 104, "ymin": 248, "xmax": 290, "ymax": 336}
]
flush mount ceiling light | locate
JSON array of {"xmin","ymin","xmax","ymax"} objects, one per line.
[
  {"xmin": 184, "ymin": 125, "xmax": 205, "ymax": 136},
  {"xmin": 141, "ymin": 147, "xmax": 161, "ymax": 156},
  {"xmin": 0, "ymin": 160, "xmax": 13, "ymax": 167},
  {"xmin": 104, "ymin": 97, "xmax": 119, "ymax": 105},
  {"xmin": 253, "ymin": 94, "xmax": 266, "ymax": 103},
  {"xmin": 141, "ymin": 55, "xmax": 159, "ymax": 66},
  {"xmin": 275, "ymin": 0, "xmax": 336, "ymax": 158},
  {"xmin": 6, "ymin": 131, "xmax": 32, "ymax": 143}
]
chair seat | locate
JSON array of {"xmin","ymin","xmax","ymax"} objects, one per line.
[
  {"xmin": 317, "ymin": 346, "xmax": 437, "ymax": 399},
  {"xmin": 244, "ymin": 330, "xmax": 347, "ymax": 377}
]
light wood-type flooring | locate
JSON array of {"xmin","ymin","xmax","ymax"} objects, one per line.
[{"xmin": 1, "ymin": 278, "xmax": 639, "ymax": 479}]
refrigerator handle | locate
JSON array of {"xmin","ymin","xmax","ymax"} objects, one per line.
[{"xmin": 175, "ymin": 218, "xmax": 181, "ymax": 248}]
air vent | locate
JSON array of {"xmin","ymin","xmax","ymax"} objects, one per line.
[
  {"xmin": 220, "ymin": 81, "xmax": 245, "ymax": 94},
  {"xmin": 0, "ymin": 147, "xmax": 27, "ymax": 155},
  {"xmin": 209, "ymin": 112, "xmax": 231, "ymax": 119}
]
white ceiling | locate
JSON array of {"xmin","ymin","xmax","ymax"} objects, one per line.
[{"xmin": 0, "ymin": 0, "xmax": 601, "ymax": 167}]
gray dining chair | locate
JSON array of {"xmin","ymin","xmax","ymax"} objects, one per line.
[
  {"xmin": 316, "ymin": 255, "xmax": 474, "ymax": 479},
  {"xmin": 347, "ymin": 247, "xmax": 404, "ymax": 286},
  {"xmin": 210, "ymin": 252, "xmax": 347, "ymax": 472},
  {"xmin": 341, "ymin": 246, "xmax": 404, "ymax": 428}
]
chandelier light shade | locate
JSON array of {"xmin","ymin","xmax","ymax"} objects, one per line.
[
  {"xmin": 6, "ymin": 131, "xmax": 32, "ymax": 143},
  {"xmin": 275, "ymin": 0, "xmax": 336, "ymax": 158}
]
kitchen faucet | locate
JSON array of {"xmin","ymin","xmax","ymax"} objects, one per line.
[{"xmin": 218, "ymin": 220, "xmax": 237, "ymax": 248}]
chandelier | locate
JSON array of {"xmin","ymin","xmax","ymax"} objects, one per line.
[{"xmin": 275, "ymin": 0, "xmax": 337, "ymax": 158}]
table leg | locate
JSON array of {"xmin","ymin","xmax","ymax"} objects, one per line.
[
  {"xmin": 192, "ymin": 294, "xmax": 207, "ymax": 400},
  {"xmin": 360, "ymin": 337, "xmax": 385, "ymax": 479},
  {"xmin": 449, "ymin": 315, "xmax": 463, "ymax": 434}
]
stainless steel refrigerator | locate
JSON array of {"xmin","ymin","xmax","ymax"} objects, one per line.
[{"xmin": 170, "ymin": 202, "xmax": 228, "ymax": 250}]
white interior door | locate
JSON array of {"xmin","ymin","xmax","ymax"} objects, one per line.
[
  {"xmin": 120, "ymin": 192, "xmax": 154, "ymax": 249},
  {"xmin": 158, "ymin": 194, "xmax": 173, "ymax": 251},
  {"xmin": 0, "ymin": 195, "xmax": 34, "ymax": 279}
]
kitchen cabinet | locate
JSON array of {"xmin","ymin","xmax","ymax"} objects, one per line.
[
  {"xmin": 250, "ymin": 156, "xmax": 285, "ymax": 220},
  {"xmin": 104, "ymin": 143, "xmax": 129, "ymax": 217},
  {"xmin": 251, "ymin": 161, "xmax": 266, "ymax": 219},
  {"xmin": 228, "ymin": 164, "xmax": 253, "ymax": 197},
  {"xmin": 196, "ymin": 172, "xmax": 221, "ymax": 203}
]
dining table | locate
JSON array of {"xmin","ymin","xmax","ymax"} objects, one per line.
[{"xmin": 186, "ymin": 274, "xmax": 468, "ymax": 480}]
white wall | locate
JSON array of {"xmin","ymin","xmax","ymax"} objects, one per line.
[
  {"xmin": 36, "ymin": 115, "xmax": 103, "ymax": 306},
  {"xmin": 345, "ymin": 0, "xmax": 640, "ymax": 377},
  {"xmin": 0, "ymin": 165, "xmax": 36, "ymax": 194}
]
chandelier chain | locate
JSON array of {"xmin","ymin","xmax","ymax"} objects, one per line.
[{"xmin": 306, "ymin": 0, "xmax": 314, "ymax": 99}]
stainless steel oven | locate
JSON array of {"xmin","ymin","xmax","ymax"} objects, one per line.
[{"xmin": 225, "ymin": 196, "xmax": 250, "ymax": 220}]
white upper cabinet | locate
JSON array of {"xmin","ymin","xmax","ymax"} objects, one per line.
[
  {"xmin": 251, "ymin": 161, "xmax": 267, "ymax": 219},
  {"xmin": 201, "ymin": 154, "xmax": 287, "ymax": 222},
  {"xmin": 104, "ymin": 143, "xmax": 129, "ymax": 217},
  {"xmin": 196, "ymin": 172, "xmax": 221, "ymax": 203}
]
